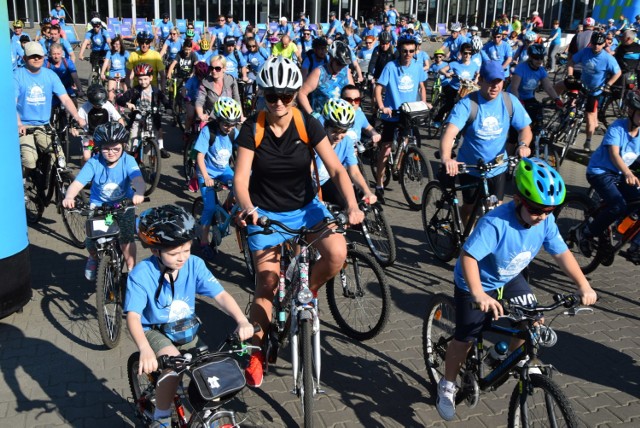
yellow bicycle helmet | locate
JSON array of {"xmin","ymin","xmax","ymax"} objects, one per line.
[
  {"xmin": 213, "ymin": 97, "xmax": 242, "ymax": 124},
  {"xmin": 322, "ymin": 98, "xmax": 356, "ymax": 129},
  {"xmin": 13, "ymin": 20, "xmax": 24, "ymax": 28},
  {"xmin": 199, "ymin": 39, "xmax": 210, "ymax": 51}
]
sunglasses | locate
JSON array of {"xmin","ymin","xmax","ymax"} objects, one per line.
[
  {"xmin": 247, "ymin": 44, "xmax": 257, "ymax": 48},
  {"xmin": 521, "ymin": 198, "xmax": 555, "ymax": 216},
  {"xmin": 218, "ymin": 19, "xmax": 225, "ymax": 22},
  {"xmin": 494, "ymin": 35, "xmax": 502, "ymax": 38},
  {"xmin": 343, "ymin": 96, "xmax": 361, "ymax": 104},
  {"xmin": 170, "ymin": 32, "xmax": 178, "ymax": 35},
  {"xmin": 212, "ymin": 66, "xmax": 223, "ymax": 72},
  {"xmin": 101, "ymin": 146, "xmax": 123, "ymax": 153},
  {"xmin": 265, "ymin": 92, "xmax": 295, "ymax": 104},
  {"xmin": 462, "ymin": 51, "xmax": 472, "ymax": 55},
  {"xmin": 27, "ymin": 55, "xmax": 44, "ymax": 60},
  {"xmin": 402, "ymin": 49, "xmax": 415, "ymax": 54}
]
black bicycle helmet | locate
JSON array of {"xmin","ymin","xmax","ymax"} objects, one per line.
[
  {"xmin": 312, "ymin": 37, "xmax": 328, "ymax": 49},
  {"xmin": 87, "ymin": 108, "xmax": 109, "ymax": 132},
  {"xmin": 138, "ymin": 205, "xmax": 196, "ymax": 249},
  {"xmin": 136, "ymin": 30, "xmax": 154, "ymax": 44},
  {"xmin": 328, "ymin": 41, "xmax": 352, "ymax": 66},
  {"xmin": 590, "ymin": 31, "xmax": 607, "ymax": 45},
  {"xmin": 378, "ymin": 31, "xmax": 392, "ymax": 44},
  {"xmin": 93, "ymin": 121, "xmax": 129, "ymax": 148},
  {"xmin": 87, "ymin": 83, "xmax": 107, "ymax": 106},
  {"xmin": 527, "ymin": 43, "xmax": 546, "ymax": 59}
]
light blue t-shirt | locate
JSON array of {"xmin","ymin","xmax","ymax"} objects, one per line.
[
  {"xmin": 387, "ymin": 10, "xmax": 398, "ymax": 25},
  {"xmin": 224, "ymin": 51, "xmax": 247, "ymax": 79},
  {"xmin": 444, "ymin": 35, "xmax": 469, "ymax": 59},
  {"xmin": 316, "ymin": 134, "xmax": 358, "ymax": 185},
  {"xmin": 471, "ymin": 52, "xmax": 483, "ymax": 68},
  {"xmin": 361, "ymin": 27, "xmax": 380, "ymax": 39},
  {"xmin": 346, "ymin": 108, "xmax": 371, "ymax": 142},
  {"xmin": 124, "ymin": 256, "xmax": 224, "ymax": 329},
  {"xmin": 45, "ymin": 58, "xmax": 77, "ymax": 99},
  {"xmin": 429, "ymin": 61, "xmax": 450, "ymax": 86},
  {"xmin": 513, "ymin": 62, "xmax": 548, "ymax": 100},
  {"xmin": 481, "ymin": 41, "xmax": 512, "ymax": 77},
  {"xmin": 44, "ymin": 37, "xmax": 73, "ymax": 58},
  {"xmin": 245, "ymin": 47, "xmax": 270, "ymax": 74},
  {"xmin": 194, "ymin": 125, "xmax": 236, "ymax": 178},
  {"xmin": 448, "ymin": 61, "xmax": 480, "ymax": 90},
  {"xmin": 51, "ymin": 8, "xmax": 66, "ymax": 22},
  {"xmin": 195, "ymin": 50, "xmax": 213, "ymax": 64},
  {"xmin": 347, "ymin": 34, "xmax": 362, "ymax": 50},
  {"xmin": 106, "ymin": 50, "xmax": 130, "ymax": 76},
  {"xmin": 550, "ymin": 27, "xmax": 562, "ymax": 46},
  {"xmin": 296, "ymin": 37, "xmax": 314, "ymax": 53},
  {"xmin": 156, "ymin": 21, "xmax": 174, "ymax": 40},
  {"xmin": 329, "ymin": 20, "xmax": 345, "ymax": 36},
  {"xmin": 587, "ymin": 118, "xmax": 640, "ymax": 175},
  {"xmin": 84, "ymin": 29, "xmax": 109, "ymax": 51},
  {"xmin": 185, "ymin": 75, "xmax": 200, "ymax": 101},
  {"xmin": 572, "ymin": 47, "xmax": 621, "ymax": 95},
  {"xmin": 211, "ymin": 25, "xmax": 231, "ymax": 51},
  {"xmin": 75, "ymin": 153, "xmax": 142, "ymax": 205},
  {"xmin": 415, "ymin": 50, "xmax": 430, "ymax": 70},
  {"xmin": 15, "ymin": 67, "xmax": 68, "ymax": 125},
  {"xmin": 377, "ymin": 59, "xmax": 427, "ymax": 122},
  {"xmin": 447, "ymin": 91, "xmax": 531, "ymax": 177},
  {"xmin": 454, "ymin": 201, "xmax": 568, "ymax": 292},
  {"xmin": 163, "ymin": 38, "xmax": 183, "ymax": 61}
]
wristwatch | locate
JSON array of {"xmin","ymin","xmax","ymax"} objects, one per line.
[{"xmin": 517, "ymin": 141, "xmax": 527, "ymax": 148}]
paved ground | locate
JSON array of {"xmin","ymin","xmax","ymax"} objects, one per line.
[{"xmin": 2, "ymin": 42, "xmax": 640, "ymax": 427}]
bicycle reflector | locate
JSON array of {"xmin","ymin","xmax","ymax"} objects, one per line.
[
  {"xmin": 297, "ymin": 288, "xmax": 314, "ymax": 305},
  {"xmin": 434, "ymin": 308, "xmax": 442, "ymax": 321}
]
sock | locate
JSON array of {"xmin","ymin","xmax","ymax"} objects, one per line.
[
  {"xmin": 376, "ymin": 186, "xmax": 384, "ymax": 191},
  {"xmin": 585, "ymin": 137, "xmax": 591, "ymax": 146},
  {"xmin": 157, "ymin": 138, "xmax": 164, "ymax": 149},
  {"xmin": 153, "ymin": 407, "xmax": 171, "ymax": 420}
]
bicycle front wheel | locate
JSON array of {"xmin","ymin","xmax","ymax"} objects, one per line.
[
  {"xmin": 60, "ymin": 172, "xmax": 88, "ymax": 248},
  {"xmin": 173, "ymin": 96, "xmax": 186, "ymax": 131},
  {"xmin": 299, "ymin": 318, "xmax": 314, "ymax": 428},
  {"xmin": 400, "ymin": 146, "xmax": 433, "ymax": 210},
  {"xmin": 127, "ymin": 352, "xmax": 156, "ymax": 424},
  {"xmin": 96, "ymin": 254, "xmax": 124, "ymax": 349},
  {"xmin": 554, "ymin": 193, "xmax": 600, "ymax": 274},
  {"xmin": 362, "ymin": 204, "xmax": 397, "ymax": 267},
  {"xmin": 326, "ymin": 248, "xmax": 390, "ymax": 341},
  {"xmin": 139, "ymin": 138, "xmax": 162, "ymax": 196},
  {"xmin": 507, "ymin": 374, "xmax": 579, "ymax": 428},
  {"xmin": 421, "ymin": 182, "xmax": 459, "ymax": 262}
]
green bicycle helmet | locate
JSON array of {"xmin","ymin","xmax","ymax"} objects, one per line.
[
  {"xmin": 213, "ymin": 97, "xmax": 242, "ymax": 124},
  {"xmin": 515, "ymin": 158, "xmax": 566, "ymax": 207},
  {"xmin": 185, "ymin": 28, "xmax": 195, "ymax": 38},
  {"xmin": 322, "ymin": 98, "xmax": 356, "ymax": 129}
]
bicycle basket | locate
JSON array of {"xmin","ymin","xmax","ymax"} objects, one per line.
[
  {"xmin": 400, "ymin": 101, "xmax": 430, "ymax": 128},
  {"xmin": 188, "ymin": 357, "xmax": 246, "ymax": 408},
  {"xmin": 86, "ymin": 216, "xmax": 120, "ymax": 239}
]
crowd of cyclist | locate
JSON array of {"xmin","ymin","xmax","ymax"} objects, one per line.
[{"xmin": 10, "ymin": 5, "xmax": 640, "ymax": 426}]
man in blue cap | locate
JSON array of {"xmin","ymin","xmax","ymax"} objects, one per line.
[{"xmin": 438, "ymin": 60, "xmax": 532, "ymax": 225}]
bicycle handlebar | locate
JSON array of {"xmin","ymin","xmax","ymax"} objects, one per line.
[
  {"xmin": 70, "ymin": 197, "xmax": 150, "ymax": 216},
  {"xmin": 251, "ymin": 214, "xmax": 347, "ymax": 237},
  {"xmin": 472, "ymin": 293, "xmax": 585, "ymax": 322},
  {"xmin": 458, "ymin": 155, "xmax": 518, "ymax": 174}
]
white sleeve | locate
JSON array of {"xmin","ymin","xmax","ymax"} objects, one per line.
[{"xmin": 105, "ymin": 101, "xmax": 122, "ymax": 121}]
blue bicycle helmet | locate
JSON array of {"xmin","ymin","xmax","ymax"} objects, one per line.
[
  {"xmin": 397, "ymin": 33, "xmax": 416, "ymax": 47},
  {"xmin": 527, "ymin": 44, "xmax": 546, "ymax": 59},
  {"xmin": 515, "ymin": 158, "xmax": 566, "ymax": 207}
]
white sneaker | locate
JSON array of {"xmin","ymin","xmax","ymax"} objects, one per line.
[{"xmin": 436, "ymin": 378, "xmax": 458, "ymax": 421}]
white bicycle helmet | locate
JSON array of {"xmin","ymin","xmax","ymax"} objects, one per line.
[
  {"xmin": 470, "ymin": 25, "xmax": 479, "ymax": 32},
  {"xmin": 256, "ymin": 56, "xmax": 303, "ymax": 94},
  {"xmin": 450, "ymin": 22, "xmax": 462, "ymax": 32},
  {"xmin": 471, "ymin": 35, "xmax": 483, "ymax": 53},
  {"xmin": 525, "ymin": 31, "xmax": 538, "ymax": 42}
]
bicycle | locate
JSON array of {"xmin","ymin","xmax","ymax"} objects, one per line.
[
  {"xmin": 421, "ymin": 155, "xmax": 518, "ymax": 262},
  {"xmin": 128, "ymin": 108, "xmax": 162, "ymax": 196},
  {"xmin": 423, "ymin": 292, "xmax": 592, "ymax": 427},
  {"xmin": 528, "ymin": 100, "xmax": 561, "ymax": 170},
  {"xmin": 73, "ymin": 198, "xmax": 144, "ymax": 348},
  {"xmin": 554, "ymin": 187, "xmax": 640, "ymax": 274},
  {"xmin": 191, "ymin": 181, "xmax": 255, "ymax": 278},
  {"xmin": 109, "ymin": 72, "xmax": 126, "ymax": 114},
  {"xmin": 370, "ymin": 102, "xmax": 434, "ymax": 210},
  {"xmin": 23, "ymin": 125, "xmax": 88, "ymax": 248},
  {"xmin": 128, "ymin": 332, "xmax": 260, "ymax": 427},
  {"xmin": 237, "ymin": 79, "xmax": 257, "ymax": 118},
  {"xmin": 50, "ymin": 103, "xmax": 70, "ymax": 159},
  {"xmin": 85, "ymin": 56, "xmax": 103, "ymax": 87},
  {"xmin": 551, "ymin": 52, "xmax": 568, "ymax": 85},
  {"xmin": 167, "ymin": 76, "xmax": 187, "ymax": 131},
  {"xmin": 253, "ymin": 214, "xmax": 389, "ymax": 426},
  {"xmin": 424, "ymin": 76, "xmax": 477, "ymax": 140}
]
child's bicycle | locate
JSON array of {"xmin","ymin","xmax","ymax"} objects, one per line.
[
  {"xmin": 127, "ymin": 330, "xmax": 260, "ymax": 427},
  {"xmin": 73, "ymin": 198, "xmax": 147, "ymax": 348},
  {"xmin": 423, "ymin": 293, "xmax": 593, "ymax": 427},
  {"xmin": 128, "ymin": 108, "xmax": 162, "ymax": 196}
]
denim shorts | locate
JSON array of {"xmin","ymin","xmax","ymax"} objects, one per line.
[
  {"xmin": 453, "ymin": 273, "xmax": 537, "ymax": 342},
  {"xmin": 246, "ymin": 197, "xmax": 331, "ymax": 251}
]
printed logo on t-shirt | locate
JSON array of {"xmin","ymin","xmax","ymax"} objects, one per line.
[
  {"xmin": 211, "ymin": 148, "xmax": 232, "ymax": 168},
  {"xmin": 93, "ymin": 35, "xmax": 103, "ymax": 45},
  {"xmin": 398, "ymin": 75, "xmax": 415, "ymax": 92},
  {"xmin": 584, "ymin": 58, "xmax": 597, "ymax": 74},
  {"xmin": 171, "ymin": 46, "xmax": 179, "ymax": 54},
  {"xmin": 476, "ymin": 114, "xmax": 503, "ymax": 139},
  {"xmin": 100, "ymin": 182, "xmax": 126, "ymax": 201},
  {"xmin": 497, "ymin": 249, "xmax": 534, "ymax": 278},
  {"xmin": 622, "ymin": 150, "xmax": 639, "ymax": 166},
  {"xmin": 522, "ymin": 78, "xmax": 538, "ymax": 92},
  {"xmin": 168, "ymin": 299, "xmax": 192, "ymax": 322},
  {"xmin": 112, "ymin": 58, "xmax": 123, "ymax": 70},
  {"xmin": 26, "ymin": 83, "xmax": 46, "ymax": 106}
]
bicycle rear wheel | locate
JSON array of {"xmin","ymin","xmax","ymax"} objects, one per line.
[
  {"xmin": 24, "ymin": 175, "xmax": 44, "ymax": 224},
  {"xmin": 421, "ymin": 182, "xmax": 459, "ymax": 262},
  {"xmin": 554, "ymin": 193, "xmax": 601, "ymax": 274},
  {"xmin": 299, "ymin": 319, "xmax": 314, "ymax": 428},
  {"xmin": 326, "ymin": 248, "xmax": 390, "ymax": 341},
  {"xmin": 400, "ymin": 146, "xmax": 433, "ymax": 210},
  {"xmin": 127, "ymin": 352, "xmax": 156, "ymax": 424},
  {"xmin": 60, "ymin": 172, "xmax": 88, "ymax": 248},
  {"xmin": 139, "ymin": 138, "xmax": 162, "ymax": 196},
  {"xmin": 507, "ymin": 374, "xmax": 579, "ymax": 428},
  {"xmin": 96, "ymin": 254, "xmax": 124, "ymax": 349},
  {"xmin": 361, "ymin": 203, "xmax": 396, "ymax": 267}
]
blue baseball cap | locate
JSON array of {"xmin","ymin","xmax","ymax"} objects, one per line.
[{"xmin": 480, "ymin": 61, "xmax": 505, "ymax": 81}]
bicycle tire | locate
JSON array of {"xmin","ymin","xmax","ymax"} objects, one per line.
[
  {"xmin": 422, "ymin": 294, "xmax": 467, "ymax": 403},
  {"xmin": 369, "ymin": 146, "xmax": 391, "ymax": 188},
  {"xmin": 325, "ymin": 248, "xmax": 390, "ymax": 341},
  {"xmin": 424, "ymin": 97, "xmax": 444, "ymax": 140},
  {"xmin": 421, "ymin": 182, "xmax": 459, "ymax": 262},
  {"xmin": 60, "ymin": 173, "xmax": 88, "ymax": 248},
  {"xmin": 237, "ymin": 226, "xmax": 255, "ymax": 279},
  {"xmin": 400, "ymin": 145, "xmax": 433, "ymax": 210},
  {"xmin": 553, "ymin": 193, "xmax": 601, "ymax": 274},
  {"xmin": 24, "ymin": 175, "xmax": 44, "ymax": 224},
  {"xmin": 139, "ymin": 138, "xmax": 162, "ymax": 196},
  {"xmin": 173, "ymin": 95, "xmax": 186, "ymax": 131},
  {"xmin": 507, "ymin": 373, "xmax": 580, "ymax": 428},
  {"xmin": 127, "ymin": 352, "xmax": 156, "ymax": 424},
  {"xmin": 182, "ymin": 135, "xmax": 197, "ymax": 184},
  {"xmin": 96, "ymin": 254, "xmax": 124, "ymax": 349},
  {"xmin": 299, "ymin": 318, "xmax": 314, "ymax": 428},
  {"xmin": 361, "ymin": 204, "xmax": 397, "ymax": 267}
]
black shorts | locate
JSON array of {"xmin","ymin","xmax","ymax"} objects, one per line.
[
  {"xmin": 586, "ymin": 94, "xmax": 599, "ymax": 113},
  {"xmin": 380, "ymin": 119, "xmax": 401, "ymax": 143},
  {"xmin": 458, "ymin": 171, "xmax": 507, "ymax": 205},
  {"xmin": 453, "ymin": 273, "xmax": 537, "ymax": 342}
]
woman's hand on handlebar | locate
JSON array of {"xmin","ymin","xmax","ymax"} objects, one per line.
[
  {"xmin": 516, "ymin": 145, "xmax": 531, "ymax": 159},
  {"xmin": 237, "ymin": 206, "xmax": 259, "ymax": 228},
  {"xmin": 204, "ymin": 177, "xmax": 215, "ymax": 188},
  {"xmin": 379, "ymin": 107, "xmax": 393, "ymax": 117}
]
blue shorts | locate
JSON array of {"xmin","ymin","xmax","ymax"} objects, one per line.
[
  {"xmin": 246, "ymin": 197, "xmax": 331, "ymax": 251},
  {"xmin": 453, "ymin": 273, "xmax": 537, "ymax": 342},
  {"xmin": 198, "ymin": 167, "xmax": 234, "ymax": 227}
]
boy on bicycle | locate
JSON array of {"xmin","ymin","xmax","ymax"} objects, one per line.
[
  {"xmin": 436, "ymin": 158, "xmax": 598, "ymax": 421},
  {"xmin": 576, "ymin": 90, "xmax": 640, "ymax": 262},
  {"xmin": 194, "ymin": 97, "xmax": 241, "ymax": 259},
  {"xmin": 62, "ymin": 122, "xmax": 145, "ymax": 281},
  {"xmin": 125, "ymin": 204, "xmax": 253, "ymax": 428}
]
